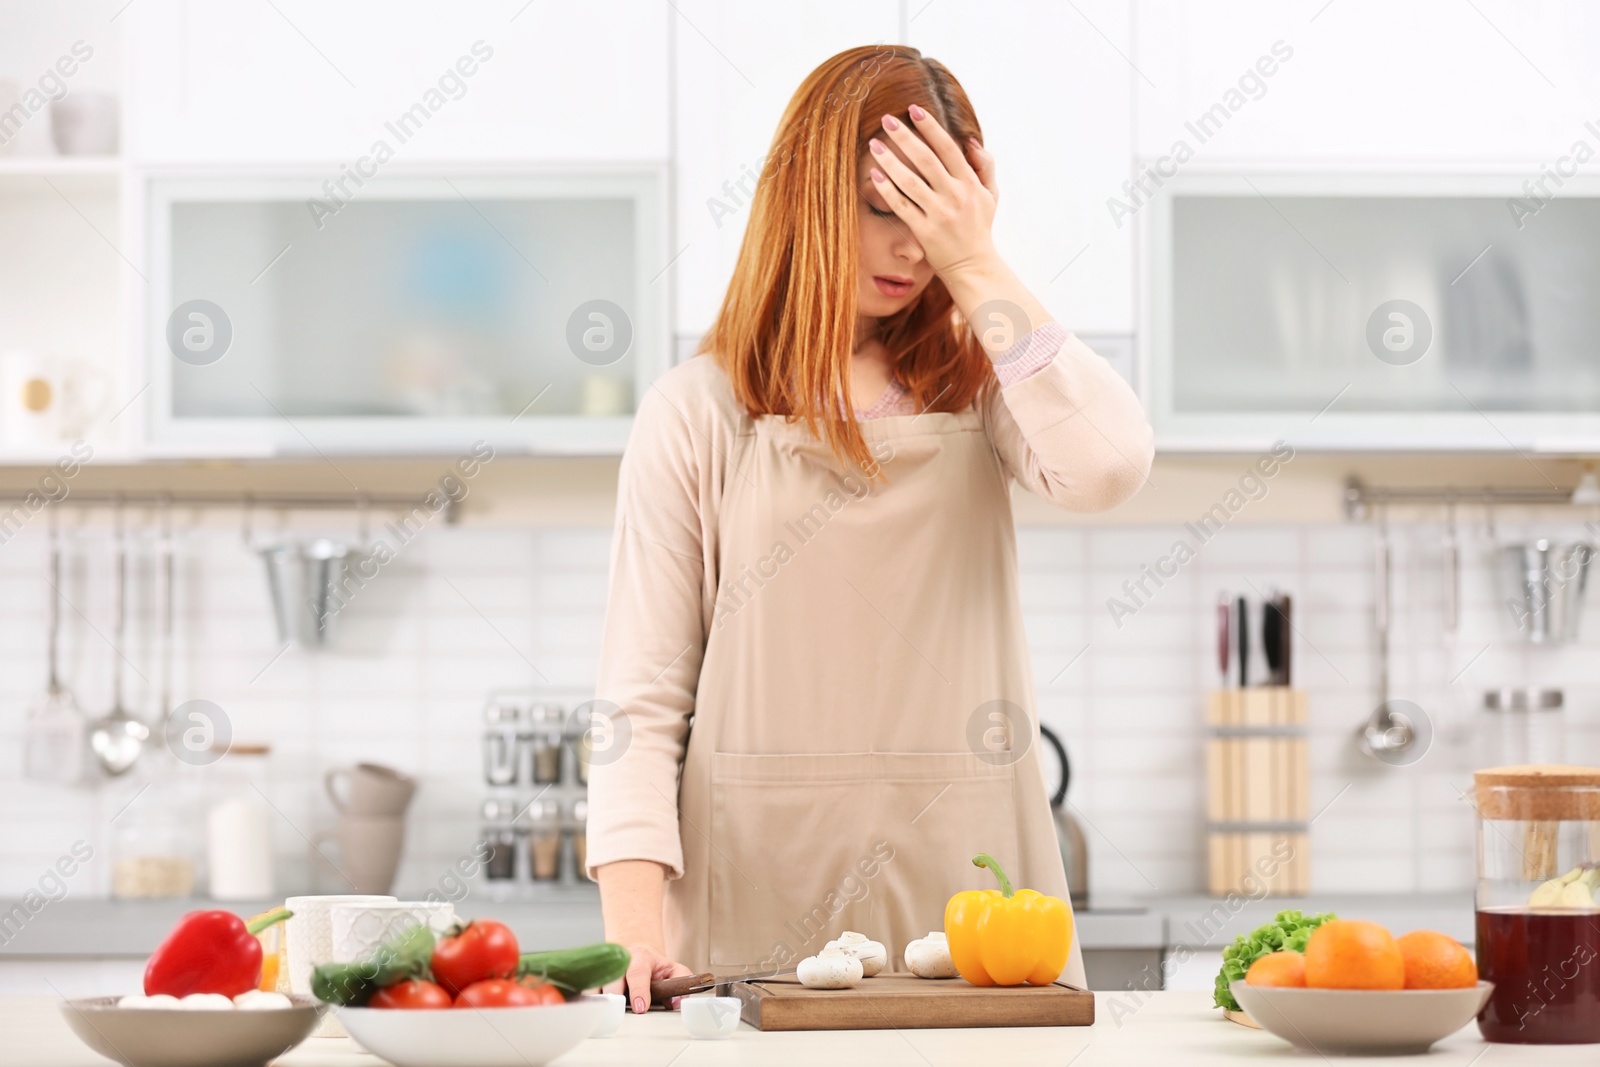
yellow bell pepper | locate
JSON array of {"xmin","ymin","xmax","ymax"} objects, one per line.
[{"xmin": 944, "ymin": 852, "xmax": 1072, "ymax": 986}]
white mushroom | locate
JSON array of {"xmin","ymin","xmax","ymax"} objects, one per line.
[
  {"xmin": 233, "ymin": 990, "xmax": 294, "ymax": 1010},
  {"xmin": 176, "ymin": 993, "xmax": 235, "ymax": 1010},
  {"xmin": 117, "ymin": 994, "xmax": 180, "ymax": 1009},
  {"xmin": 904, "ymin": 931, "xmax": 959, "ymax": 979},
  {"xmin": 797, "ymin": 943, "xmax": 864, "ymax": 989},
  {"xmin": 823, "ymin": 931, "xmax": 887, "ymax": 977}
]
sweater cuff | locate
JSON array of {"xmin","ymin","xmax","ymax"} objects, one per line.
[{"xmin": 993, "ymin": 319, "xmax": 1069, "ymax": 388}]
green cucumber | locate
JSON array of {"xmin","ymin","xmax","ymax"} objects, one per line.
[
  {"xmin": 516, "ymin": 942, "xmax": 631, "ymax": 997},
  {"xmin": 311, "ymin": 923, "xmax": 435, "ymax": 1006}
]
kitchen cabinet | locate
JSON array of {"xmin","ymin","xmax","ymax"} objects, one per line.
[
  {"xmin": 1134, "ymin": 0, "xmax": 1600, "ymax": 163},
  {"xmin": 1141, "ymin": 170, "xmax": 1600, "ymax": 450},
  {"xmin": 910, "ymin": 0, "xmax": 1135, "ymax": 336},
  {"xmin": 138, "ymin": 168, "xmax": 668, "ymax": 455},
  {"xmin": 672, "ymin": 0, "xmax": 1135, "ymax": 343},
  {"xmin": 671, "ymin": 0, "xmax": 901, "ymax": 341},
  {"xmin": 123, "ymin": 1, "xmax": 669, "ymax": 164}
]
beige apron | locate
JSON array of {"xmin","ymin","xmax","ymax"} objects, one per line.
[{"xmin": 663, "ymin": 404, "xmax": 1086, "ymax": 988}]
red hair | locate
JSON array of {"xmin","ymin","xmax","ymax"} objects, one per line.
[{"xmin": 697, "ymin": 44, "xmax": 991, "ymax": 474}]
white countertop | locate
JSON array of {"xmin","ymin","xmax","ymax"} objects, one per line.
[{"xmin": 11, "ymin": 992, "xmax": 1592, "ymax": 1066}]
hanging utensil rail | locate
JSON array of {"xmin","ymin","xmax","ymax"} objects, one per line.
[{"xmin": 1344, "ymin": 478, "xmax": 1583, "ymax": 521}]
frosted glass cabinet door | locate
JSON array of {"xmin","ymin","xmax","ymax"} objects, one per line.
[
  {"xmin": 1143, "ymin": 173, "xmax": 1600, "ymax": 450},
  {"xmin": 143, "ymin": 170, "xmax": 667, "ymax": 455}
]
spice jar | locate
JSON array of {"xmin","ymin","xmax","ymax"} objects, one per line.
[
  {"xmin": 483, "ymin": 700, "xmax": 521, "ymax": 787},
  {"xmin": 570, "ymin": 798, "xmax": 590, "ymax": 881},
  {"xmin": 567, "ymin": 730, "xmax": 588, "ymax": 787},
  {"xmin": 523, "ymin": 704, "xmax": 564, "ymax": 785},
  {"xmin": 524, "ymin": 798, "xmax": 562, "ymax": 882},
  {"xmin": 481, "ymin": 796, "xmax": 519, "ymax": 882},
  {"xmin": 1475, "ymin": 764, "xmax": 1600, "ymax": 1043}
]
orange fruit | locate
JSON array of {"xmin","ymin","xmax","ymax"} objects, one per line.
[
  {"xmin": 1245, "ymin": 950, "xmax": 1306, "ymax": 987},
  {"xmin": 1396, "ymin": 931, "xmax": 1477, "ymax": 990},
  {"xmin": 1304, "ymin": 920, "xmax": 1405, "ymax": 990}
]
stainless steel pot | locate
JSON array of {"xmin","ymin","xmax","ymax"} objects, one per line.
[
  {"xmin": 259, "ymin": 539, "xmax": 350, "ymax": 646},
  {"xmin": 1499, "ymin": 539, "xmax": 1593, "ymax": 644}
]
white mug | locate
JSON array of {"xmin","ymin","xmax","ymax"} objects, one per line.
[
  {"xmin": 49, "ymin": 91, "xmax": 119, "ymax": 156},
  {"xmin": 0, "ymin": 351, "xmax": 111, "ymax": 447},
  {"xmin": 283, "ymin": 893, "xmax": 395, "ymax": 1037},
  {"xmin": 330, "ymin": 900, "xmax": 456, "ymax": 965}
]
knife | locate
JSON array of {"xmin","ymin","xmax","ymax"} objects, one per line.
[
  {"xmin": 1277, "ymin": 594, "xmax": 1292, "ymax": 686},
  {"xmin": 1235, "ymin": 595, "xmax": 1249, "ymax": 688},
  {"xmin": 651, "ymin": 966, "xmax": 797, "ymax": 1005},
  {"xmin": 1262, "ymin": 593, "xmax": 1282, "ymax": 686}
]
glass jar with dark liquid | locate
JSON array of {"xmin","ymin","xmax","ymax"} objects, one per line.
[{"xmin": 1474, "ymin": 764, "xmax": 1600, "ymax": 1043}]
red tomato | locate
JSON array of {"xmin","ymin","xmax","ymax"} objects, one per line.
[
  {"xmin": 369, "ymin": 979, "xmax": 453, "ymax": 1009},
  {"xmin": 431, "ymin": 921, "xmax": 520, "ymax": 997},
  {"xmin": 453, "ymin": 978, "xmax": 561, "ymax": 1008},
  {"xmin": 516, "ymin": 979, "xmax": 565, "ymax": 1006}
]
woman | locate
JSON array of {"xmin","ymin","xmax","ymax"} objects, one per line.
[{"xmin": 587, "ymin": 44, "xmax": 1154, "ymax": 1013}]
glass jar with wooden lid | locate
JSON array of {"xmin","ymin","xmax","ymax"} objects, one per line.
[{"xmin": 1474, "ymin": 764, "xmax": 1600, "ymax": 1043}]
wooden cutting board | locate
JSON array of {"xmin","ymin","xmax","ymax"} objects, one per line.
[{"xmin": 729, "ymin": 974, "xmax": 1095, "ymax": 1031}]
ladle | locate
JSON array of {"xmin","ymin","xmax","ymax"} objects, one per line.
[{"xmin": 88, "ymin": 504, "xmax": 148, "ymax": 775}]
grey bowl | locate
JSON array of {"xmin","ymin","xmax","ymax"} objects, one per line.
[
  {"xmin": 1230, "ymin": 980, "xmax": 1494, "ymax": 1055},
  {"xmin": 60, "ymin": 995, "xmax": 326, "ymax": 1067}
]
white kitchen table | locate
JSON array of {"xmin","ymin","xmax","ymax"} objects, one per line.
[{"xmin": 8, "ymin": 992, "xmax": 1590, "ymax": 1066}]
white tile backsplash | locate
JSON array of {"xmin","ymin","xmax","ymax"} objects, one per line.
[{"xmin": 2, "ymin": 514, "xmax": 1598, "ymax": 905}]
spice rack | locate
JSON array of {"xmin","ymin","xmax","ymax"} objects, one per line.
[
  {"xmin": 1205, "ymin": 688, "xmax": 1310, "ymax": 895},
  {"xmin": 479, "ymin": 688, "xmax": 599, "ymax": 898}
]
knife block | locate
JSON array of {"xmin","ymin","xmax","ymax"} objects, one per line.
[{"xmin": 1205, "ymin": 688, "xmax": 1309, "ymax": 896}]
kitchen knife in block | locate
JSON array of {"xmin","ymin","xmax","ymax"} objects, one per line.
[
  {"xmin": 1236, "ymin": 596, "xmax": 1249, "ymax": 686},
  {"xmin": 729, "ymin": 974, "xmax": 1094, "ymax": 1030}
]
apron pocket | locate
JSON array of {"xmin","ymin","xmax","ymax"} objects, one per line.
[{"xmin": 706, "ymin": 750, "xmax": 1021, "ymax": 971}]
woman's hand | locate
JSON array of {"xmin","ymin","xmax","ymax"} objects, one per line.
[
  {"xmin": 869, "ymin": 106, "xmax": 1054, "ymax": 362},
  {"xmin": 867, "ymin": 104, "xmax": 1000, "ymax": 282},
  {"xmin": 603, "ymin": 942, "xmax": 696, "ymax": 1014}
]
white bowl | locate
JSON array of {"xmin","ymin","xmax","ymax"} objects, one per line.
[
  {"xmin": 590, "ymin": 993, "xmax": 625, "ymax": 1038},
  {"xmin": 59, "ymin": 995, "xmax": 325, "ymax": 1067},
  {"xmin": 1231, "ymin": 980, "xmax": 1494, "ymax": 1055},
  {"xmin": 337, "ymin": 997, "xmax": 606, "ymax": 1067},
  {"xmin": 681, "ymin": 995, "xmax": 742, "ymax": 1039}
]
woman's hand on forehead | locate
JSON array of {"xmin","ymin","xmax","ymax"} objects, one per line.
[{"xmin": 866, "ymin": 104, "xmax": 999, "ymax": 281}]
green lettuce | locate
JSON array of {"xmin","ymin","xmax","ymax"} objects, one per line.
[{"xmin": 1213, "ymin": 909, "xmax": 1337, "ymax": 1011}]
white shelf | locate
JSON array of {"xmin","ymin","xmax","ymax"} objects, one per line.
[
  {"xmin": 0, "ymin": 156, "xmax": 122, "ymax": 179},
  {"xmin": 0, "ymin": 443, "xmax": 133, "ymax": 467}
]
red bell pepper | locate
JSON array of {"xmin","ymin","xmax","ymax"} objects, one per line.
[{"xmin": 143, "ymin": 907, "xmax": 292, "ymax": 997}]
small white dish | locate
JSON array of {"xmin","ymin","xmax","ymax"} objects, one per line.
[
  {"xmin": 681, "ymin": 995, "xmax": 741, "ymax": 1039},
  {"xmin": 1230, "ymin": 980, "xmax": 1494, "ymax": 1055},
  {"xmin": 589, "ymin": 994, "xmax": 625, "ymax": 1038}
]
